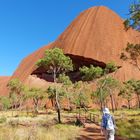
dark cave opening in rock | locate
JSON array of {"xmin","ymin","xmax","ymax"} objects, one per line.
[{"xmin": 31, "ymin": 54, "xmax": 106, "ymax": 83}]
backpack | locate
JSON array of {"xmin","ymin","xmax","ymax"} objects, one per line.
[{"xmin": 105, "ymin": 114, "xmax": 114, "ymax": 130}]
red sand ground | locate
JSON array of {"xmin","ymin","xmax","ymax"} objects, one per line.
[{"xmin": 77, "ymin": 123, "xmax": 126, "ymax": 140}]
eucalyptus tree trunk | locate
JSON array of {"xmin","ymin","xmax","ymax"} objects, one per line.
[
  {"xmin": 111, "ymin": 90, "xmax": 118, "ymax": 110},
  {"xmin": 53, "ymin": 68, "xmax": 61, "ymax": 123},
  {"xmin": 66, "ymin": 87, "xmax": 72, "ymax": 111},
  {"xmin": 128, "ymin": 100, "xmax": 131, "ymax": 109},
  {"xmin": 66, "ymin": 95, "xmax": 71, "ymax": 111},
  {"xmin": 19, "ymin": 95, "xmax": 23, "ymax": 115},
  {"xmin": 100, "ymin": 88, "xmax": 103, "ymax": 111},
  {"xmin": 50, "ymin": 98, "xmax": 54, "ymax": 107},
  {"xmin": 99, "ymin": 76, "xmax": 107, "ymax": 111},
  {"xmin": 110, "ymin": 94, "xmax": 115, "ymax": 113},
  {"xmin": 136, "ymin": 93, "xmax": 140, "ymax": 108},
  {"xmin": 33, "ymin": 98, "xmax": 39, "ymax": 114},
  {"xmin": 114, "ymin": 101, "xmax": 118, "ymax": 111},
  {"xmin": 135, "ymin": 59, "xmax": 140, "ymax": 71}
]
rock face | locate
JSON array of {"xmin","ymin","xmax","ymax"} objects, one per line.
[
  {"xmin": 0, "ymin": 76, "xmax": 10, "ymax": 96},
  {"xmin": 1, "ymin": 6, "xmax": 140, "ymax": 95}
]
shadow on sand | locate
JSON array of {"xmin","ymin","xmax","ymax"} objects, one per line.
[{"xmin": 76, "ymin": 123, "xmax": 105, "ymax": 140}]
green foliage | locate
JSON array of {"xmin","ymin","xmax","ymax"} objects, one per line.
[
  {"xmin": 79, "ymin": 62, "xmax": 117, "ymax": 81},
  {"xmin": 37, "ymin": 48, "xmax": 73, "ymax": 123},
  {"xmin": 73, "ymin": 81, "xmax": 90, "ymax": 108},
  {"xmin": 121, "ymin": 43, "xmax": 140, "ymax": 71},
  {"xmin": 36, "ymin": 48, "xmax": 73, "ymax": 75},
  {"xmin": 0, "ymin": 116, "xmax": 7, "ymax": 123},
  {"xmin": 92, "ymin": 76, "xmax": 119, "ymax": 111},
  {"xmin": 27, "ymin": 87, "xmax": 47, "ymax": 113},
  {"xmin": 104, "ymin": 62, "xmax": 118, "ymax": 74},
  {"xmin": 47, "ymin": 86, "xmax": 56, "ymax": 100},
  {"xmin": 28, "ymin": 87, "xmax": 46, "ymax": 100},
  {"xmin": 131, "ymin": 80, "xmax": 140, "ymax": 95},
  {"xmin": 99, "ymin": 76, "xmax": 119, "ymax": 91},
  {"xmin": 119, "ymin": 80, "xmax": 134, "ymax": 103},
  {"xmin": 79, "ymin": 65, "xmax": 103, "ymax": 81},
  {"xmin": 126, "ymin": 43, "xmax": 140, "ymax": 61},
  {"xmin": 74, "ymin": 91, "xmax": 87, "ymax": 107},
  {"xmin": 116, "ymin": 116, "xmax": 140, "ymax": 139},
  {"xmin": 123, "ymin": 19, "xmax": 131, "ymax": 30},
  {"xmin": 7, "ymin": 79, "xmax": 28, "ymax": 112},
  {"xmin": 91, "ymin": 88, "xmax": 108, "ymax": 104},
  {"xmin": 47, "ymin": 85, "xmax": 66, "ymax": 112},
  {"xmin": 22, "ymin": 86, "xmax": 31, "ymax": 101},
  {"xmin": 80, "ymin": 62, "xmax": 118, "ymax": 110},
  {"xmin": 8, "ymin": 78, "xmax": 24, "ymax": 95},
  {"xmin": 58, "ymin": 73, "xmax": 72, "ymax": 85},
  {"xmin": 0, "ymin": 96, "xmax": 11, "ymax": 110},
  {"xmin": 47, "ymin": 86, "xmax": 65, "ymax": 101},
  {"xmin": 57, "ymin": 74, "xmax": 74, "ymax": 110},
  {"xmin": 9, "ymin": 93, "xmax": 18, "ymax": 106},
  {"xmin": 123, "ymin": 79, "xmax": 140, "ymax": 108},
  {"xmin": 124, "ymin": 0, "xmax": 140, "ymax": 31}
]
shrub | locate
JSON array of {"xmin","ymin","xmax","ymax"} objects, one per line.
[{"xmin": 0, "ymin": 116, "xmax": 7, "ymax": 123}]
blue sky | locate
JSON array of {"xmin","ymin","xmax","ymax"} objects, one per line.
[{"xmin": 0, "ymin": 0, "xmax": 132, "ymax": 76}]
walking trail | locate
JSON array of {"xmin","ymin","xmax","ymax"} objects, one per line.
[{"xmin": 77, "ymin": 123, "xmax": 126, "ymax": 140}]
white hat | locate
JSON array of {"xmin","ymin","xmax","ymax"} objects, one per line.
[{"xmin": 103, "ymin": 108, "xmax": 110, "ymax": 114}]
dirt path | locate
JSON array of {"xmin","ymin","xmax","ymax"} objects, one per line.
[
  {"xmin": 77, "ymin": 123, "xmax": 126, "ymax": 140},
  {"xmin": 77, "ymin": 123, "xmax": 104, "ymax": 140}
]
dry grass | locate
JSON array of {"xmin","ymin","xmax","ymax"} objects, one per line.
[
  {"xmin": 0, "ymin": 124, "xmax": 80, "ymax": 140},
  {"xmin": 114, "ymin": 109, "xmax": 140, "ymax": 139},
  {"xmin": 0, "ymin": 111, "xmax": 80, "ymax": 140}
]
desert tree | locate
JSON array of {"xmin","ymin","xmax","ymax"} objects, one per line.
[
  {"xmin": 80, "ymin": 65, "xmax": 104, "ymax": 110},
  {"xmin": 97, "ymin": 76, "xmax": 119, "ymax": 112},
  {"xmin": 80, "ymin": 62, "xmax": 118, "ymax": 111},
  {"xmin": 0, "ymin": 96, "xmax": 11, "ymax": 111},
  {"xmin": 73, "ymin": 81, "xmax": 91, "ymax": 118},
  {"xmin": 37, "ymin": 47, "xmax": 73, "ymax": 123},
  {"xmin": 97, "ymin": 62, "xmax": 118, "ymax": 111},
  {"xmin": 47, "ymin": 85, "xmax": 66, "ymax": 109},
  {"xmin": 119, "ymin": 80, "xmax": 134, "ymax": 109},
  {"xmin": 47, "ymin": 85, "xmax": 66, "ymax": 110},
  {"xmin": 120, "ymin": 43, "xmax": 140, "ymax": 71},
  {"xmin": 79, "ymin": 65, "xmax": 103, "ymax": 81},
  {"xmin": 122, "ymin": 1, "xmax": 140, "ymax": 71},
  {"xmin": 47, "ymin": 86, "xmax": 56, "ymax": 108},
  {"xmin": 104, "ymin": 62, "xmax": 118, "ymax": 74},
  {"xmin": 58, "ymin": 73, "xmax": 73, "ymax": 111},
  {"xmin": 9, "ymin": 93, "xmax": 18, "ymax": 116},
  {"xmin": 91, "ymin": 88, "xmax": 108, "ymax": 110},
  {"xmin": 124, "ymin": 0, "xmax": 140, "ymax": 31},
  {"xmin": 126, "ymin": 79, "xmax": 140, "ymax": 108},
  {"xmin": 7, "ymin": 78, "xmax": 24, "ymax": 112},
  {"xmin": 133, "ymin": 80, "xmax": 140, "ymax": 108},
  {"xmin": 28, "ymin": 87, "xmax": 47, "ymax": 114}
]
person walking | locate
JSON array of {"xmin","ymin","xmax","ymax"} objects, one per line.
[{"xmin": 101, "ymin": 108, "xmax": 116, "ymax": 140}]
